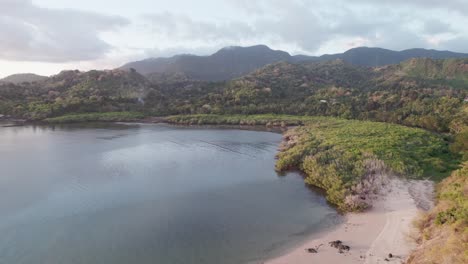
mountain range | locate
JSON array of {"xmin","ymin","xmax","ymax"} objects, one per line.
[
  {"xmin": 3, "ymin": 45, "xmax": 468, "ymax": 84},
  {"xmin": 121, "ymin": 45, "xmax": 468, "ymax": 81}
]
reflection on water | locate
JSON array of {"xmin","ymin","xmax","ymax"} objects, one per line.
[{"xmin": 0, "ymin": 123, "xmax": 341, "ymax": 264}]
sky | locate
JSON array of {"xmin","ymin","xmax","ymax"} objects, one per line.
[{"xmin": 1, "ymin": 0, "xmax": 468, "ymax": 78}]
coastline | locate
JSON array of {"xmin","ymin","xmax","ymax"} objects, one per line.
[
  {"xmin": 264, "ymin": 178, "xmax": 434, "ymax": 264},
  {"xmin": 2, "ymin": 117, "xmax": 290, "ymax": 133}
]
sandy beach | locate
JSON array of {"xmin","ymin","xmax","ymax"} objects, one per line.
[{"xmin": 265, "ymin": 178, "xmax": 434, "ymax": 264}]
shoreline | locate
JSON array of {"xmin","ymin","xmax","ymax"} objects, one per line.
[
  {"xmin": 264, "ymin": 178, "xmax": 434, "ymax": 264},
  {"xmin": 1, "ymin": 118, "xmax": 290, "ymax": 133}
]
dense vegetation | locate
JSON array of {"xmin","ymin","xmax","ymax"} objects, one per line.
[
  {"xmin": 0, "ymin": 69, "xmax": 148, "ymax": 120},
  {"xmin": 166, "ymin": 114, "xmax": 322, "ymax": 126},
  {"xmin": 1, "ymin": 58, "xmax": 466, "ymax": 134},
  {"xmin": 407, "ymin": 103, "xmax": 467, "ymax": 264},
  {"xmin": 141, "ymin": 58, "xmax": 467, "ymax": 133},
  {"xmin": 272, "ymin": 118, "xmax": 457, "ymax": 211}
]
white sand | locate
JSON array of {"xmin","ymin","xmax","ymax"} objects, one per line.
[{"xmin": 265, "ymin": 178, "xmax": 434, "ymax": 264}]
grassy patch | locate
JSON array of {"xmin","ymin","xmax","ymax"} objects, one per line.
[
  {"xmin": 275, "ymin": 118, "xmax": 458, "ymax": 211},
  {"xmin": 43, "ymin": 112, "xmax": 145, "ymax": 124}
]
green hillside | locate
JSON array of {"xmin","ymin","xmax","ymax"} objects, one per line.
[{"xmin": 1, "ymin": 58, "xmax": 467, "ymax": 133}]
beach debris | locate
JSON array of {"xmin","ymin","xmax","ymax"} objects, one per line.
[
  {"xmin": 388, "ymin": 253, "xmax": 393, "ymax": 258},
  {"xmin": 328, "ymin": 240, "xmax": 343, "ymax": 248},
  {"xmin": 329, "ymin": 240, "xmax": 350, "ymax": 253},
  {"xmin": 305, "ymin": 243, "xmax": 323, "ymax": 253},
  {"xmin": 338, "ymin": 244, "xmax": 350, "ymax": 253}
]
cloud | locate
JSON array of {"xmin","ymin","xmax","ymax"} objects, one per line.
[
  {"xmin": 2, "ymin": 0, "xmax": 468, "ymax": 67},
  {"xmin": 351, "ymin": 0, "xmax": 468, "ymax": 14},
  {"xmin": 0, "ymin": 0, "xmax": 129, "ymax": 62},
  {"xmin": 441, "ymin": 37, "xmax": 468, "ymax": 52},
  {"xmin": 144, "ymin": 12, "xmax": 254, "ymax": 42},
  {"xmin": 142, "ymin": 1, "xmax": 334, "ymax": 54},
  {"xmin": 142, "ymin": 0, "xmax": 461, "ymax": 55},
  {"xmin": 423, "ymin": 19, "xmax": 453, "ymax": 35}
]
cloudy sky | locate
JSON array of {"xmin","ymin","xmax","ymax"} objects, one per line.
[{"xmin": 1, "ymin": 0, "xmax": 467, "ymax": 77}]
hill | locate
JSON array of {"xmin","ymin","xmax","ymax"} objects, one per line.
[
  {"xmin": 0, "ymin": 69, "xmax": 151, "ymax": 120},
  {"xmin": 316, "ymin": 47, "xmax": 468, "ymax": 67},
  {"xmin": 0, "ymin": 73, "xmax": 48, "ymax": 84},
  {"xmin": 120, "ymin": 45, "xmax": 468, "ymax": 81},
  {"xmin": 1, "ymin": 57, "xmax": 467, "ymax": 133},
  {"xmin": 144, "ymin": 58, "xmax": 467, "ymax": 132}
]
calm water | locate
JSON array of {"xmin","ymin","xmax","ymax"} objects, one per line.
[{"xmin": 0, "ymin": 123, "xmax": 341, "ymax": 264}]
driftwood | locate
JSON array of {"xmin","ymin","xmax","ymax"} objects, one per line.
[{"xmin": 305, "ymin": 244, "xmax": 323, "ymax": 254}]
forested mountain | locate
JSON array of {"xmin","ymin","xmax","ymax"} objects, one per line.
[
  {"xmin": 143, "ymin": 58, "xmax": 467, "ymax": 132},
  {"xmin": 0, "ymin": 69, "xmax": 150, "ymax": 120},
  {"xmin": 0, "ymin": 73, "xmax": 48, "ymax": 84},
  {"xmin": 120, "ymin": 45, "xmax": 468, "ymax": 81},
  {"xmin": 121, "ymin": 45, "xmax": 291, "ymax": 81},
  {"xmin": 1, "ymin": 58, "xmax": 467, "ymax": 133}
]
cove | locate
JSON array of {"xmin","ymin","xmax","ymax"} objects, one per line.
[{"xmin": 0, "ymin": 123, "xmax": 341, "ymax": 264}]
